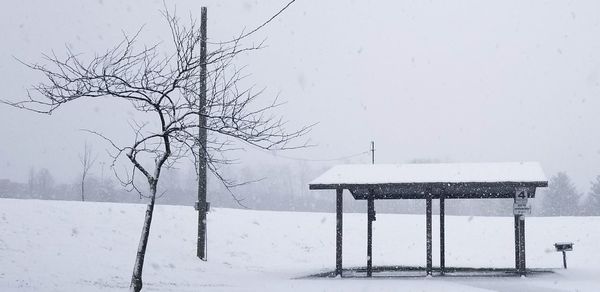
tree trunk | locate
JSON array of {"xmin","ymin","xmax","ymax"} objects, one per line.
[
  {"xmin": 81, "ymin": 175, "xmax": 85, "ymax": 202},
  {"xmin": 130, "ymin": 183, "xmax": 157, "ymax": 292}
]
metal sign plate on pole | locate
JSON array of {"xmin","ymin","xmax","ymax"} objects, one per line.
[{"xmin": 513, "ymin": 203, "xmax": 532, "ymax": 216}]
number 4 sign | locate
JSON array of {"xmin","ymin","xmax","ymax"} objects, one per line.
[{"xmin": 515, "ymin": 187, "xmax": 528, "ymax": 204}]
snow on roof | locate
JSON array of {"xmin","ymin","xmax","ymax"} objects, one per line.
[{"xmin": 310, "ymin": 162, "xmax": 547, "ymax": 186}]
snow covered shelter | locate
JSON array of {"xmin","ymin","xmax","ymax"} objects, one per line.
[{"xmin": 309, "ymin": 162, "xmax": 548, "ymax": 277}]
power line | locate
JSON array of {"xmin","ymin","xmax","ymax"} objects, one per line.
[{"xmin": 207, "ymin": 0, "xmax": 296, "ymax": 45}]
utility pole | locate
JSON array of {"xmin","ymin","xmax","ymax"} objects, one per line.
[
  {"xmin": 196, "ymin": 6, "xmax": 208, "ymax": 261},
  {"xmin": 370, "ymin": 141, "xmax": 375, "ymax": 164}
]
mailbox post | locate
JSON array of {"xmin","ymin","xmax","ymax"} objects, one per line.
[{"xmin": 554, "ymin": 242, "xmax": 573, "ymax": 269}]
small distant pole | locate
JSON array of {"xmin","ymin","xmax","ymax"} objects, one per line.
[{"xmin": 370, "ymin": 141, "xmax": 375, "ymax": 164}]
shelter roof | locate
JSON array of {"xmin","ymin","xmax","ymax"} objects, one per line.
[{"xmin": 309, "ymin": 162, "xmax": 548, "ymax": 199}]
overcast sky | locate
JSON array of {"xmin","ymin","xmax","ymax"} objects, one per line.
[{"xmin": 1, "ymin": 0, "xmax": 600, "ymax": 190}]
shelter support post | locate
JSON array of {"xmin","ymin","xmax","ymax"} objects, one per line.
[
  {"xmin": 367, "ymin": 197, "xmax": 375, "ymax": 277},
  {"xmin": 336, "ymin": 188, "xmax": 343, "ymax": 277},
  {"xmin": 519, "ymin": 216, "xmax": 526, "ymax": 275},
  {"xmin": 440, "ymin": 197, "xmax": 445, "ymax": 275},
  {"xmin": 514, "ymin": 214, "xmax": 520, "ymax": 271},
  {"xmin": 426, "ymin": 198, "xmax": 432, "ymax": 276}
]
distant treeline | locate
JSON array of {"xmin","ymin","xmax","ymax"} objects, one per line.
[{"xmin": 1, "ymin": 164, "xmax": 599, "ymax": 216}]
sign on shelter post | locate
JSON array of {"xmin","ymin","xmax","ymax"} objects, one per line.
[{"xmin": 513, "ymin": 187, "xmax": 531, "ymax": 216}]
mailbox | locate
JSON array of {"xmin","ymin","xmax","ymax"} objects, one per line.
[
  {"xmin": 554, "ymin": 242, "xmax": 573, "ymax": 269},
  {"xmin": 554, "ymin": 242, "xmax": 573, "ymax": 252}
]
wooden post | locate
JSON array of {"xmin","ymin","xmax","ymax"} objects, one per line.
[
  {"xmin": 196, "ymin": 6, "xmax": 208, "ymax": 261},
  {"xmin": 426, "ymin": 198, "xmax": 432, "ymax": 276},
  {"xmin": 370, "ymin": 141, "xmax": 375, "ymax": 164},
  {"xmin": 335, "ymin": 188, "xmax": 343, "ymax": 277},
  {"xmin": 562, "ymin": 251, "xmax": 567, "ymax": 269},
  {"xmin": 367, "ymin": 142, "xmax": 374, "ymax": 277},
  {"xmin": 519, "ymin": 216, "xmax": 526, "ymax": 275},
  {"xmin": 367, "ymin": 198, "xmax": 374, "ymax": 277},
  {"xmin": 439, "ymin": 197, "xmax": 445, "ymax": 275},
  {"xmin": 514, "ymin": 214, "xmax": 520, "ymax": 271}
]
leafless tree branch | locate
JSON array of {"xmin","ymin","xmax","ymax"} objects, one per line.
[{"xmin": 3, "ymin": 4, "xmax": 308, "ymax": 292}]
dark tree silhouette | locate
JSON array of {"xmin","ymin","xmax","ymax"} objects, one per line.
[
  {"xmin": 584, "ymin": 175, "xmax": 600, "ymax": 215},
  {"xmin": 542, "ymin": 172, "xmax": 581, "ymax": 216}
]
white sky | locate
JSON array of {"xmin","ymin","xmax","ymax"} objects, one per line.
[{"xmin": 1, "ymin": 0, "xmax": 600, "ymax": 190}]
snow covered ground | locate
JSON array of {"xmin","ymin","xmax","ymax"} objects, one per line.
[{"xmin": 1, "ymin": 198, "xmax": 599, "ymax": 291}]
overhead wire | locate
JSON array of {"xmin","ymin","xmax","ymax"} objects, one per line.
[{"xmin": 207, "ymin": 0, "xmax": 296, "ymax": 45}]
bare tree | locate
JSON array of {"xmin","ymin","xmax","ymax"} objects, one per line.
[
  {"xmin": 27, "ymin": 167, "xmax": 55, "ymax": 197},
  {"xmin": 3, "ymin": 6, "xmax": 308, "ymax": 292},
  {"xmin": 79, "ymin": 142, "xmax": 98, "ymax": 202}
]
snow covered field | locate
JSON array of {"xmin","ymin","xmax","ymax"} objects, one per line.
[{"xmin": 1, "ymin": 198, "xmax": 599, "ymax": 291}]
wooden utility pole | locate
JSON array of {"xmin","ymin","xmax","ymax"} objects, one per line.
[
  {"xmin": 370, "ymin": 141, "xmax": 375, "ymax": 164},
  {"xmin": 196, "ymin": 6, "xmax": 208, "ymax": 260}
]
